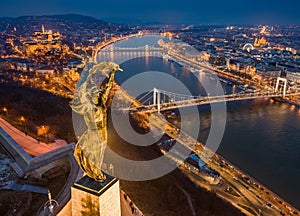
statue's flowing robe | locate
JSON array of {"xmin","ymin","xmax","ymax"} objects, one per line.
[
  {"xmin": 70, "ymin": 62, "xmax": 117, "ymax": 182},
  {"xmin": 71, "ymin": 81, "xmax": 107, "ymax": 181}
]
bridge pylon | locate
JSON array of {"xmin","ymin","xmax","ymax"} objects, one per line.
[
  {"xmin": 275, "ymin": 77, "xmax": 287, "ymax": 97},
  {"xmin": 153, "ymin": 88, "xmax": 157, "ymax": 106},
  {"xmin": 153, "ymin": 88, "xmax": 161, "ymax": 113},
  {"xmin": 110, "ymin": 45, "xmax": 114, "ymax": 52}
]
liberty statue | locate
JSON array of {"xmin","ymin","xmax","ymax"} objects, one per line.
[{"xmin": 70, "ymin": 61, "xmax": 122, "ymax": 182}]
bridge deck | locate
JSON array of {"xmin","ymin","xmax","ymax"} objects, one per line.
[{"xmin": 128, "ymin": 91, "xmax": 294, "ymax": 113}]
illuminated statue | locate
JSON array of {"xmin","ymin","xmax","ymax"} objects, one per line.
[{"xmin": 70, "ymin": 61, "xmax": 122, "ymax": 182}]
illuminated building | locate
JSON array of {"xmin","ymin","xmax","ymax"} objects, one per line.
[
  {"xmin": 24, "ymin": 25, "xmax": 63, "ymax": 56},
  {"xmin": 254, "ymin": 37, "xmax": 268, "ymax": 47},
  {"xmin": 161, "ymin": 32, "xmax": 173, "ymax": 39}
]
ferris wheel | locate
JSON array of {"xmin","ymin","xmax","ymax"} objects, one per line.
[{"xmin": 243, "ymin": 43, "xmax": 254, "ymax": 52}]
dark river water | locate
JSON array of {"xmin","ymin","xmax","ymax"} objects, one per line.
[{"xmin": 97, "ymin": 37, "xmax": 300, "ymax": 209}]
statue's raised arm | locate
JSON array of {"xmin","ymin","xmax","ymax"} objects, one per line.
[{"xmin": 94, "ymin": 63, "xmax": 123, "ymax": 108}]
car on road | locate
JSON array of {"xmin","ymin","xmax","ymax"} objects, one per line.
[{"xmin": 266, "ymin": 203, "xmax": 273, "ymax": 208}]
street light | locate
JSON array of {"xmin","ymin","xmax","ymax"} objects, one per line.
[
  {"xmin": 19, "ymin": 116, "xmax": 25, "ymax": 123},
  {"xmin": 37, "ymin": 125, "xmax": 50, "ymax": 141},
  {"xmin": 19, "ymin": 116, "xmax": 27, "ymax": 134},
  {"xmin": 43, "ymin": 189, "xmax": 59, "ymax": 215},
  {"xmin": 2, "ymin": 107, "xmax": 8, "ymax": 116}
]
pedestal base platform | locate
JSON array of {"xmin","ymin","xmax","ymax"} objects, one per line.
[{"xmin": 71, "ymin": 174, "xmax": 121, "ymax": 216}]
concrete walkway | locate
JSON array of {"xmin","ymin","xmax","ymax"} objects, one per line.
[{"xmin": 0, "ymin": 118, "xmax": 67, "ymax": 156}]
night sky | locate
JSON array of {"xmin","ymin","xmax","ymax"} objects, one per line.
[{"xmin": 1, "ymin": 0, "xmax": 299, "ymax": 24}]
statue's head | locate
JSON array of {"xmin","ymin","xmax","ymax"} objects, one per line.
[{"xmin": 109, "ymin": 62, "xmax": 123, "ymax": 73}]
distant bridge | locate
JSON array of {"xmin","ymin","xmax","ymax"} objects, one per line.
[
  {"xmin": 100, "ymin": 44, "xmax": 163, "ymax": 52},
  {"xmin": 92, "ymin": 31, "xmax": 161, "ymax": 63}
]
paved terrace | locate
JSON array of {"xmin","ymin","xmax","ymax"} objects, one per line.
[{"xmin": 0, "ymin": 117, "xmax": 67, "ymax": 156}]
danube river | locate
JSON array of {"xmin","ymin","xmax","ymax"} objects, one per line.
[{"xmin": 97, "ymin": 38, "xmax": 300, "ymax": 209}]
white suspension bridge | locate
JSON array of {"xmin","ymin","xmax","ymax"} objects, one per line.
[{"xmin": 120, "ymin": 77, "xmax": 299, "ymax": 114}]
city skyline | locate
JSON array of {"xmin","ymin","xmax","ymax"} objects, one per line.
[{"xmin": 1, "ymin": 0, "xmax": 300, "ymax": 25}]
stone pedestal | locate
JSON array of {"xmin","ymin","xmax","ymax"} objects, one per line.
[{"xmin": 71, "ymin": 174, "xmax": 121, "ymax": 216}]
